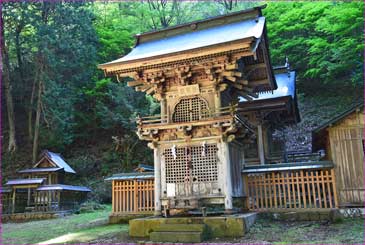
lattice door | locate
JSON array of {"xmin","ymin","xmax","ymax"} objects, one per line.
[
  {"xmin": 163, "ymin": 144, "xmax": 218, "ymax": 196},
  {"xmin": 172, "ymin": 97, "xmax": 210, "ymax": 123}
]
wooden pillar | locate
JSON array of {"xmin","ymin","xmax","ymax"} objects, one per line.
[
  {"xmin": 154, "ymin": 146, "xmax": 162, "ymax": 215},
  {"xmin": 161, "ymin": 98, "xmax": 167, "ymax": 123},
  {"xmin": 257, "ymin": 124, "xmax": 265, "ymax": 165},
  {"xmin": 221, "ymin": 142, "xmax": 233, "ymax": 211},
  {"xmin": 11, "ymin": 188, "xmax": 16, "ymax": 214}
]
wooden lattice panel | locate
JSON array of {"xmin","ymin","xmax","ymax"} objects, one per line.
[
  {"xmin": 164, "ymin": 144, "xmax": 218, "ymax": 184},
  {"xmin": 172, "ymin": 97, "xmax": 210, "ymax": 123}
]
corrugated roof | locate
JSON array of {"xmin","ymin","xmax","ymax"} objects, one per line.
[
  {"xmin": 36, "ymin": 184, "xmax": 91, "ymax": 192},
  {"xmin": 6, "ymin": 178, "xmax": 45, "ymax": 186},
  {"xmin": 18, "ymin": 167, "xmax": 63, "ymax": 174},
  {"xmin": 105, "ymin": 172, "xmax": 154, "ymax": 181},
  {"xmin": 102, "ymin": 17, "xmax": 265, "ymax": 66},
  {"xmin": 34, "ymin": 151, "xmax": 76, "ymax": 174}
]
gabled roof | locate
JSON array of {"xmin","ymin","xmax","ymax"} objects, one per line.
[
  {"xmin": 102, "ymin": 16, "xmax": 265, "ymax": 66},
  {"xmin": 313, "ymin": 102, "xmax": 364, "ymax": 133},
  {"xmin": 238, "ymin": 68, "xmax": 300, "ymax": 124},
  {"xmin": 6, "ymin": 178, "xmax": 45, "ymax": 186},
  {"xmin": 36, "ymin": 184, "xmax": 91, "ymax": 192},
  {"xmin": 33, "ymin": 150, "xmax": 76, "ymax": 174}
]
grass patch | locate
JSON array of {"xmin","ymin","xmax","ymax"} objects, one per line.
[{"xmin": 1, "ymin": 205, "xmax": 128, "ymax": 244}]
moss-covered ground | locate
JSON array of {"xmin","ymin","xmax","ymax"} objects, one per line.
[{"xmin": 1, "ymin": 208, "xmax": 364, "ymax": 244}]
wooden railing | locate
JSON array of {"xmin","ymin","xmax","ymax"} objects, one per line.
[
  {"xmin": 136, "ymin": 105, "xmax": 237, "ymax": 126},
  {"xmin": 112, "ymin": 179, "xmax": 154, "ymax": 214},
  {"xmin": 243, "ymin": 162, "xmax": 338, "ymax": 211}
]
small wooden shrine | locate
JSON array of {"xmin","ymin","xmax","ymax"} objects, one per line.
[
  {"xmin": 312, "ymin": 102, "xmax": 364, "ymax": 207},
  {"xmin": 105, "ymin": 164, "xmax": 154, "ymax": 215},
  {"xmin": 99, "ymin": 5, "xmax": 338, "ymax": 216},
  {"xmin": 3, "ymin": 150, "xmax": 91, "ymax": 214}
]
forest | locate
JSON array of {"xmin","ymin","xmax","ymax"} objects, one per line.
[{"xmin": 1, "ymin": 0, "xmax": 364, "ymax": 202}]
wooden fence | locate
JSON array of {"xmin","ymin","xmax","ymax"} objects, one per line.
[
  {"xmin": 244, "ymin": 167, "xmax": 338, "ymax": 211},
  {"xmin": 112, "ymin": 179, "xmax": 154, "ymax": 214}
]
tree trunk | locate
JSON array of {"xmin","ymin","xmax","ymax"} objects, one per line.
[
  {"xmin": 28, "ymin": 79, "xmax": 36, "ymax": 141},
  {"xmin": 1, "ymin": 7, "xmax": 17, "ymax": 153},
  {"xmin": 32, "ymin": 64, "xmax": 43, "ymax": 163}
]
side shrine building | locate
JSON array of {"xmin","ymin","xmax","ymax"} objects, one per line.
[
  {"xmin": 99, "ymin": 6, "xmax": 338, "ymax": 216},
  {"xmin": 2, "ymin": 150, "xmax": 91, "ymax": 214}
]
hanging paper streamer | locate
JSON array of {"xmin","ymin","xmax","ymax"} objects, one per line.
[
  {"xmin": 172, "ymin": 144, "xmax": 177, "ymax": 160},
  {"xmin": 201, "ymin": 141, "xmax": 206, "ymax": 157}
]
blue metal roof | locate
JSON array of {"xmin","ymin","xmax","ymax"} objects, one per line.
[
  {"xmin": 36, "ymin": 151, "xmax": 76, "ymax": 174},
  {"xmin": 18, "ymin": 167, "xmax": 63, "ymax": 174},
  {"xmin": 36, "ymin": 184, "xmax": 91, "ymax": 192},
  {"xmin": 241, "ymin": 70, "xmax": 296, "ymax": 102},
  {"xmin": 6, "ymin": 178, "xmax": 45, "ymax": 186},
  {"xmin": 104, "ymin": 17, "xmax": 265, "ymax": 65}
]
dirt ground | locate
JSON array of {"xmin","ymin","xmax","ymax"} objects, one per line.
[{"xmin": 90, "ymin": 218, "xmax": 364, "ymax": 244}]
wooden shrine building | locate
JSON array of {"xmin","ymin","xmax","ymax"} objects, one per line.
[
  {"xmin": 312, "ymin": 102, "xmax": 364, "ymax": 207},
  {"xmin": 100, "ymin": 6, "xmax": 339, "ymax": 214},
  {"xmin": 105, "ymin": 164, "xmax": 154, "ymax": 216},
  {"xmin": 3, "ymin": 150, "xmax": 91, "ymax": 214}
]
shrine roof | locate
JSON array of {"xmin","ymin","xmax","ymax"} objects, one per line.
[
  {"xmin": 18, "ymin": 167, "xmax": 63, "ymax": 174},
  {"xmin": 34, "ymin": 150, "xmax": 76, "ymax": 174},
  {"xmin": 99, "ymin": 6, "xmax": 266, "ymax": 68},
  {"xmin": 243, "ymin": 70, "xmax": 296, "ymax": 101},
  {"xmin": 104, "ymin": 172, "xmax": 154, "ymax": 181},
  {"xmin": 6, "ymin": 178, "xmax": 45, "ymax": 186},
  {"xmin": 36, "ymin": 184, "xmax": 91, "ymax": 192}
]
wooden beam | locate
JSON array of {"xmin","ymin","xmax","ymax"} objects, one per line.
[
  {"xmin": 236, "ymin": 79, "xmax": 249, "ymax": 85},
  {"xmin": 225, "ymin": 63, "xmax": 238, "ymax": 70},
  {"xmin": 225, "ymin": 76, "xmax": 236, "ymax": 82},
  {"xmin": 257, "ymin": 124, "xmax": 265, "ymax": 165}
]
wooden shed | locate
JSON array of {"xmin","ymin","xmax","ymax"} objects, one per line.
[{"xmin": 312, "ymin": 102, "xmax": 364, "ymax": 207}]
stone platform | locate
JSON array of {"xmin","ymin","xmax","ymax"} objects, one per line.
[{"xmin": 129, "ymin": 212, "xmax": 257, "ymax": 242}]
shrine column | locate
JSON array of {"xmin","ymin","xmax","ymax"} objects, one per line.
[
  {"xmin": 257, "ymin": 124, "xmax": 265, "ymax": 165},
  {"xmin": 154, "ymin": 147, "xmax": 162, "ymax": 216},
  {"xmin": 221, "ymin": 141, "xmax": 233, "ymax": 211}
]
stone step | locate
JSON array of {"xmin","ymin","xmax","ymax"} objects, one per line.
[
  {"xmin": 154, "ymin": 223, "xmax": 206, "ymax": 232},
  {"xmin": 150, "ymin": 231, "xmax": 203, "ymax": 243}
]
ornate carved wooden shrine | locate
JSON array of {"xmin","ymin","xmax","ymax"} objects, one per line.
[{"xmin": 99, "ymin": 6, "xmax": 299, "ymax": 214}]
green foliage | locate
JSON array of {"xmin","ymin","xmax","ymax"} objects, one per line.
[{"xmin": 264, "ymin": 1, "xmax": 364, "ymax": 92}]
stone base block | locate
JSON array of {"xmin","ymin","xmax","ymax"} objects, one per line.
[{"xmin": 129, "ymin": 212, "xmax": 257, "ymax": 239}]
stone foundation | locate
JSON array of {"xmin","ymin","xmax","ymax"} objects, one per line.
[
  {"xmin": 129, "ymin": 213, "xmax": 257, "ymax": 238},
  {"xmin": 1, "ymin": 211, "xmax": 69, "ymax": 223},
  {"xmin": 108, "ymin": 213, "xmax": 153, "ymax": 224},
  {"xmin": 258, "ymin": 209, "xmax": 341, "ymax": 222}
]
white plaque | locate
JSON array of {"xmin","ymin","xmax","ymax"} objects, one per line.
[{"xmin": 166, "ymin": 183, "xmax": 176, "ymax": 197}]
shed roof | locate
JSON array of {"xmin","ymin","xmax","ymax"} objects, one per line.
[
  {"xmin": 36, "ymin": 184, "xmax": 91, "ymax": 192},
  {"xmin": 105, "ymin": 172, "xmax": 154, "ymax": 181},
  {"xmin": 102, "ymin": 16, "xmax": 265, "ymax": 66},
  {"xmin": 6, "ymin": 178, "xmax": 45, "ymax": 186},
  {"xmin": 18, "ymin": 167, "xmax": 63, "ymax": 174},
  {"xmin": 34, "ymin": 151, "xmax": 76, "ymax": 174},
  {"xmin": 134, "ymin": 164, "xmax": 154, "ymax": 172},
  {"xmin": 313, "ymin": 102, "xmax": 364, "ymax": 133}
]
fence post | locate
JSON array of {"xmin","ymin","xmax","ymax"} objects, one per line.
[
  {"xmin": 134, "ymin": 180, "xmax": 138, "ymax": 213},
  {"xmin": 331, "ymin": 168, "xmax": 339, "ymax": 208}
]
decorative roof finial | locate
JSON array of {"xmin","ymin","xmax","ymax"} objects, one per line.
[{"xmin": 285, "ymin": 56, "xmax": 290, "ymax": 70}]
